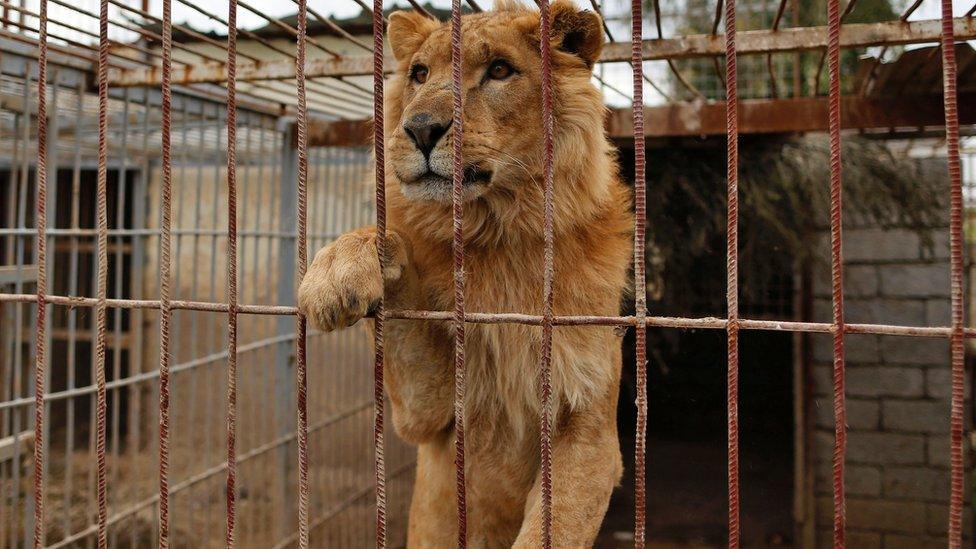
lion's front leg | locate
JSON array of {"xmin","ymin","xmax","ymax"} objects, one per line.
[
  {"xmin": 512, "ymin": 406, "xmax": 622, "ymax": 548},
  {"xmin": 298, "ymin": 226, "xmax": 454, "ymax": 444}
]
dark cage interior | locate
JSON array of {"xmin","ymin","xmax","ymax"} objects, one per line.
[{"xmin": 598, "ymin": 134, "xmax": 946, "ymax": 547}]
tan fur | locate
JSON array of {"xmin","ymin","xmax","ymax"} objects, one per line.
[{"xmin": 298, "ymin": 2, "xmax": 632, "ymax": 546}]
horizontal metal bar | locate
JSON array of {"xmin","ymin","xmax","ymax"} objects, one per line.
[
  {"xmin": 0, "ymin": 293, "xmax": 298, "ymax": 314},
  {"xmin": 106, "ymin": 17, "xmax": 976, "ymax": 86},
  {"xmin": 0, "ymin": 228, "xmax": 325, "ymax": 239},
  {"xmin": 0, "ymin": 292, "xmax": 970, "ymax": 338}
]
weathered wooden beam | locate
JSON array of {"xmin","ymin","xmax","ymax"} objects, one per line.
[
  {"xmin": 605, "ymin": 94, "xmax": 976, "ymax": 138},
  {"xmin": 108, "ymin": 17, "xmax": 976, "ymax": 87},
  {"xmin": 305, "ymin": 93, "xmax": 976, "ymax": 147},
  {"xmin": 300, "ymin": 118, "xmax": 372, "ymax": 148}
]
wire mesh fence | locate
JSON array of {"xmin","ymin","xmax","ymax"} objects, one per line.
[{"xmin": 0, "ymin": 53, "xmax": 414, "ymax": 547}]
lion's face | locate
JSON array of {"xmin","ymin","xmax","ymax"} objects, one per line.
[{"xmin": 385, "ymin": 2, "xmax": 604, "ymax": 205}]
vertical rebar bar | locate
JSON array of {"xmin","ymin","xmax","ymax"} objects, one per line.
[
  {"xmin": 95, "ymin": 0, "xmax": 110, "ymax": 544},
  {"xmin": 826, "ymin": 0, "xmax": 847, "ymax": 543},
  {"xmin": 630, "ymin": 0, "xmax": 649, "ymax": 544},
  {"xmin": 157, "ymin": 0, "xmax": 174, "ymax": 544},
  {"xmin": 538, "ymin": 1, "xmax": 556, "ymax": 546},
  {"xmin": 225, "ymin": 0, "xmax": 240, "ymax": 544},
  {"xmin": 448, "ymin": 0, "xmax": 468, "ymax": 545},
  {"xmin": 725, "ymin": 0, "xmax": 741, "ymax": 542},
  {"xmin": 33, "ymin": 1, "xmax": 49, "ymax": 546},
  {"xmin": 294, "ymin": 0, "xmax": 311, "ymax": 546},
  {"xmin": 940, "ymin": 0, "xmax": 965, "ymax": 544},
  {"xmin": 371, "ymin": 0, "xmax": 388, "ymax": 545}
]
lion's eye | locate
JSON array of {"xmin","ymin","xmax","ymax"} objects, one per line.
[
  {"xmin": 487, "ymin": 60, "xmax": 514, "ymax": 80},
  {"xmin": 410, "ymin": 64, "xmax": 429, "ymax": 84}
]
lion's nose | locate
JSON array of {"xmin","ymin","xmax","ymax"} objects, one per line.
[{"xmin": 403, "ymin": 114, "xmax": 452, "ymax": 158}]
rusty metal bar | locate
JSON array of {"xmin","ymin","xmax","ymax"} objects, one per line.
[
  {"xmin": 725, "ymin": 0, "xmax": 740, "ymax": 540},
  {"xmin": 157, "ymin": 0, "xmax": 174, "ymax": 543},
  {"xmin": 826, "ymin": 0, "xmax": 847, "ymax": 542},
  {"xmin": 225, "ymin": 0, "xmax": 240, "ymax": 543},
  {"xmin": 106, "ymin": 17, "xmax": 976, "ymax": 86},
  {"xmin": 294, "ymin": 0, "xmax": 311, "ymax": 546},
  {"xmin": 94, "ymin": 0, "xmax": 110, "ymax": 545},
  {"xmin": 32, "ymin": 0, "xmax": 49, "ymax": 546},
  {"xmin": 1, "ymin": 290, "xmax": 975, "ymax": 337},
  {"xmin": 538, "ymin": 0, "xmax": 556, "ymax": 545},
  {"xmin": 631, "ymin": 0, "xmax": 650, "ymax": 542},
  {"xmin": 449, "ymin": 0, "xmax": 469, "ymax": 545},
  {"xmin": 940, "ymin": 0, "xmax": 966, "ymax": 541},
  {"xmin": 371, "ymin": 0, "xmax": 388, "ymax": 544}
]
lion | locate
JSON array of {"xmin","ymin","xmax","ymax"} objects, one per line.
[{"xmin": 297, "ymin": 1, "xmax": 632, "ymax": 546}]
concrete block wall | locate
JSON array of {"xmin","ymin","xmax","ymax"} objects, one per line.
[{"xmin": 809, "ymin": 224, "xmax": 973, "ymax": 547}]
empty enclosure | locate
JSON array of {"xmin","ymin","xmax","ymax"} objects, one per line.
[{"xmin": 0, "ymin": 0, "xmax": 974, "ymax": 547}]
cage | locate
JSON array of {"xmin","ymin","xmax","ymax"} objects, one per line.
[{"xmin": 0, "ymin": 0, "xmax": 974, "ymax": 547}]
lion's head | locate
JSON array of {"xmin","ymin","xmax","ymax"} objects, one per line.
[{"xmin": 385, "ymin": 0, "xmax": 620, "ymax": 244}]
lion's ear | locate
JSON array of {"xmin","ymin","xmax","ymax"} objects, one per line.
[
  {"xmin": 549, "ymin": 0, "xmax": 604, "ymax": 68},
  {"xmin": 388, "ymin": 11, "xmax": 439, "ymax": 62}
]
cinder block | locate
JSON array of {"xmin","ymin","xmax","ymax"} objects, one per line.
[
  {"xmin": 882, "ymin": 400, "xmax": 950, "ymax": 434},
  {"xmin": 882, "ymin": 337, "xmax": 951, "ymax": 365},
  {"xmin": 813, "ymin": 264, "xmax": 878, "ymax": 298},
  {"xmin": 845, "ymin": 498, "xmax": 927, "ymax": 533},
  {"xmin": 846, "ymin": 298, "xmax": 927, "ymax": 327},
  {"xmin": 927, "ymin": 433, "xmax": 973, "ymax": 469},
  {"xmin": 926, "ymin": 503, "xmax": 974, "ymax": 537},
  {"xmin": 925, "ymin": 367, "xmax": 972, "ymax": 400},
  {"xmin": 843, "ymin": 228, "xmax": 923, "ymax": 262},
  {"xmin": 812, "ymin": 431, "xmax": 836, "ymax": 464},
  {"xmin": 815, "ymin": 463, "xmax": 882, "ymax": 497},
  {"xmin": 847, "ymin": 432, "xmax": 926, "ymax": 465},
  {"xmin": 814, "ymin": 397, "xmax": 879, "ymax": 430},
  {"xmin": 926, "ymin": 298, "xmax": 951, "ymax": 326},
  {"xmin": 883, "ymin": 466, "xmax": 950, "ymax": 501},
  {"xmin": 811, "ymin": 364, "xmax": 833, "ymax": 397},
  {"xmin": 923, "ymin": 231, "xmax": 952, "ymax": 261},
  {"xmin": 812, "ymin": 333, "xmax": 881, "ymax": 364},
  {"xmin": 846, "ymin": 366, "xmax": 924, "ymax": 398},
  {"xmin": 879, "ymin": 263, "xmax": 951, "ymax": 298},
  {"xmin": 928, "ymin": 434, "xmax": 951, "ymax": 468}
]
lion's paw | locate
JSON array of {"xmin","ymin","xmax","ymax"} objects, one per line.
[{"xmin": 297, "ymin": 228, "xmax": 406, "ymax": 332}]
